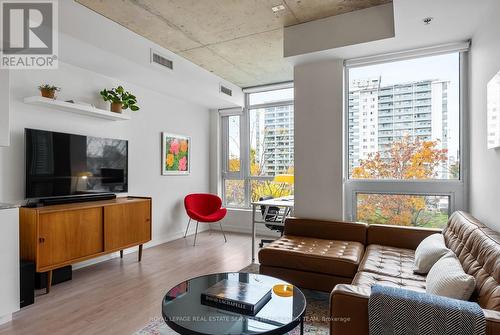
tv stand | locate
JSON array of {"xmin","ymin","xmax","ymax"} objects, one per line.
[
  {"xmin": 20, "ymin": 197, "xmax": 152, "ymax": 294},
  {"xmin": 35, "ymin": 193, "xmax": 117, "ymax": 207}
]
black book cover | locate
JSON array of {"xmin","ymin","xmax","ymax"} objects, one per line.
[{"xmin": 201, "ymin": 279, "xmax": 272, "ymax": 316}]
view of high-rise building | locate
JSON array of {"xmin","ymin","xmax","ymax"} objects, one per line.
[
  {"xmin": 348, "ymin": 77, "xmax": 456, "ymax": 179},
  {"xmin": 254, "ymin": 105, "xmax": 294, "ymax": 176}
]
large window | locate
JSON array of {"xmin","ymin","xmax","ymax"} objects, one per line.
[
  {"xmin": 221, "ymin": 87, "xmax": 294, "ymax": 207},
  {"xmin": 345, "ymin": 50, "xmax": 467, "ymax": 228}
]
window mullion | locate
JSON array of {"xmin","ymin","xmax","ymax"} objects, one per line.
[{"xmin": 241, "ymin": 102, "xmax": 251, "ymax": 206}]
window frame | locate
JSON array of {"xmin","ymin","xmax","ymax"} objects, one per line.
[
  {"xmin": 343, "ymin": 48, "xmax": 469, "ymax": 222},
  {"xmin": 220, "ymin": 85, "xmax": 294, "ymax": 208}
]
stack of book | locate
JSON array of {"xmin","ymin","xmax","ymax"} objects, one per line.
[{"xmin": 201, "ymin": 279, "xmax": 272, "ymax": 316}]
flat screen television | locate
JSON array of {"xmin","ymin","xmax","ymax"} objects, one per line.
[{"xmin": 25, "ymin": 128, "xmax": 128, "ymax": 199}]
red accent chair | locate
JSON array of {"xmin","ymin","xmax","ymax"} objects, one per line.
[{"xmin": 184, "ymin": 193, "xmax": 227, "ymax": 246}]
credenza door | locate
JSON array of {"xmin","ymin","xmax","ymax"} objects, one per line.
[
  {"xmin": 38, "ymin": 208, "xmax": 104, "ymax": 269},
  {"xmin": 104, "ymin": 201, "xmax": 151, "ymax": 251}
]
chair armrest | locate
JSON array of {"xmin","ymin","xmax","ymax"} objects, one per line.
[
  {"xmin": 284, "ymin": 218, "xmax": 368, "ymax": 244},
  {"xmin": 485, "ymin": 309, "xmax": 500, "ymax": 335},
  {"xmin": 330, "ymin": 284, "xmax": 370, "ymax": 335},
  {"xmin": 367, "ymin": 224, "xmax": 441, "ymax": 250}
]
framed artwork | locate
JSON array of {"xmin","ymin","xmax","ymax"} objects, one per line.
[
  {"xmin": 161, "ymin": 132, "xmax": 190, "ymax": 175},
  {"xmin": 487, "ymin": 70, "xmax": 500, "ymax": 149}
]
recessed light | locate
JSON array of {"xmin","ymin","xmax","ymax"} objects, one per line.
[
  {"xmin": 271, "ymin": 4, "xmax": 286, "ymax": 13},
  {"xmin": 423, "ymin": 17, "xmax": 433, "ymax": 25}
]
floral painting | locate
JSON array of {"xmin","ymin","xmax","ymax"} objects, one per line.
[{"xmin": 161, "ymin": 133, "xmax": 190, "ymax": 175}]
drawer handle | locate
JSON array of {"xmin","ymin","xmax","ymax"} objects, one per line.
[{"xmin": 39, "ymin": 237, "xmax": 45, "ymax": 243}]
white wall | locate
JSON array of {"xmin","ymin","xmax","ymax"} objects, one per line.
[
  {"xmin": 0, "ymin": 61, "xmax": 212, "ymax": 254},
  {"xmin": 294, "ymin": 60, "xmax": 344, "ymax": 220},
  {"xmin": 469, "ymin": 0, "xmax": 500, "ymax": 231},
  {"xmin": 0, "ymin": 70, "xmax": 10, "ymax": 146},
  {"xmin": 0, "ymin": 207, "xmax": 19, "ymax": 325}
]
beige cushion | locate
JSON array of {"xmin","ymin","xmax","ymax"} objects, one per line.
[
  {"xmin": 414, "ymin": 233, "xmax": 450, "ymax": 274},
  {"xmin": 426, "ymin": 253, "xmax": 476, "ymax": 300}
]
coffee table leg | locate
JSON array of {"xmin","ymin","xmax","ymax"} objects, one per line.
[{"xmin": 300, "ymin": 315, "xmax": 304, "ymax": 335}]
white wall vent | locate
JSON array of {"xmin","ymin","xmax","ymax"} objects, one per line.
[
  {"xmin": 220, "ymin": 85, "xmax": 232, "ymax": 97},
  {"xmin": 150, "ymin": 49, "xmax": 173, "ymax": 70}
]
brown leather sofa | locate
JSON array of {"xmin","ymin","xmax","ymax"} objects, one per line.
[{"xmin": 258, "ymin": 211, "xmax": 500, "ymax": 335}]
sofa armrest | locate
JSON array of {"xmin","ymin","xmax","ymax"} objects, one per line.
[
  {"xmin": 330, "ymin": 284, "xmax": 370, "ymax": 335},
  {"xmin": 330, "ymin": 284, "xmax": 499, "ymax": 335},
  {"xmin": 284, "ymin": 218, "xmax": 368, "ymax": 244},
  {"xmin": 485, "ymin": 309, "xmax": 500, "ymax": 335},
  {"xmin": 367, "ymin": 224, "xmax": 441, "ymax": 250}
]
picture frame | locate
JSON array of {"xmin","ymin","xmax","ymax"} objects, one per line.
[
  {"xmin": 161, "ymin": 132, "xmax": 191, "ymax": 175},
  {"xmin": 487, "ymin": 70, "xmax": 500, "ymax": 149}
]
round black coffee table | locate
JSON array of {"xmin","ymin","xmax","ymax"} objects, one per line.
[{"xmin": 162, "ymin": 272, "xmax": 306, "ymax": 335}]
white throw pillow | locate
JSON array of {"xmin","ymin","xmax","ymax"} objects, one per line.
[
  {"xmin": 426, "ymin": 253, "xmax": 476, "ymax": 300},
  {"xmin": 414, "ymin": 233, "xmax": 450, "ymax": 274}
]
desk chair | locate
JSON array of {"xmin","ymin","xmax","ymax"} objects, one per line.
[{"xmin": 259, "ymin": 196, "xmax": 285, "ymax": 248}]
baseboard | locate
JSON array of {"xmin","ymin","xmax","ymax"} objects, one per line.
[
  {"xmin": 73, "ymin": 226, "xmax": 210, "ymax": 270},
  {"xmin": 0, "ymin": 314, "xmax": 12, "ymax": 326}
]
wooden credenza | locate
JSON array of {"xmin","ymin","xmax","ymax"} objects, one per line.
[{"xmin": 19, "ymin": 197, "xmax": 152, "ymax": 293}]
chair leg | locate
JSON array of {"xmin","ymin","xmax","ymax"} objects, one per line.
[
  {"xmin": 184, "ymin": 218, "xmax": 191, "ymax": 238},
  {"xmin": 219, "ymin": 222, "xmax": 227, "ymax": 243},
  {"xmin": 193, "ymin": 221, "xmax": 199, "ymax": 246}
]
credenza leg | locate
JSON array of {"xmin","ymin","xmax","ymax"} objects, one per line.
[
  {"xmin": 138, "ymin": 244, "xmax": 143, "ymax": 262},
  {"xmin": 46, "ymin": 270, "xmax": 52, "ymax": 294},
  {"xmin": 120, "ymin": 250, "xmax": 124, "ymax": 258}
]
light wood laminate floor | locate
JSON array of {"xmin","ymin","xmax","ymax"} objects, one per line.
[{"xmin": 0, "ymin": 231, "xmax": 256, "ymax": 335}]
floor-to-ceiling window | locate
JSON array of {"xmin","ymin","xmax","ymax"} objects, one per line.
[
  {"xmin": 221, "ymin": 86, "xmax": 294, "ymax": 208},
  {"xmin": 345, "ymin": 48, "xmax": 468, "ymax": 228}
]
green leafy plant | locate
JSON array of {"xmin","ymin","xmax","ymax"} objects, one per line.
[
  {"xmin": 100, "ymin": 86, "xmax": 140, "ymax": 111},
  {"xmin": 38, "ymin": 84, "xmax": 60, "ymax": 92}
]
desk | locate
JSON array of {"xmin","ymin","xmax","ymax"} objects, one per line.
[{"xmin": 251, "ymin": 196, "xmax": 294, "ymax": 262}]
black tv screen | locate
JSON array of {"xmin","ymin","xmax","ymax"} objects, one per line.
[{"xmin": 25, "ymin": 128, "xmax": 128, "ymax": 199}]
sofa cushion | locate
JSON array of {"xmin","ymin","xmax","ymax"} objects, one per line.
[
  {"xmin": 357, "ymin": 244, "xmax": 426, "ymax": 281},
  {"xmin": 414, "ymin": 233, "xmax": 450, "ymax": 274},
  {"xmin": 443, "ymin": 211, "xmax": 500, "ymax": 311},
  {"xmin": 426, "ymin": 253, "xmax": 476, "ymax": 300},
  {"xmin": 351, "ymin": 271, "xmax": 426, "ymax": 293},
  {"xmin": 258, "ymin": 235, "xmax": 364, "ymax": 278}
]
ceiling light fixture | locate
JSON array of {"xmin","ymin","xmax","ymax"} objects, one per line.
[
  {"xmin": 423, "ymin": 17, "xmax": 433, "ymax": 25},
  {"xmin": 271, "ymin": 4, "xmax": 286, "ymax": 13}
]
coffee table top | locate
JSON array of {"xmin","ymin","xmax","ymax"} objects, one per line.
[{"xmin": 162, "ymin": 272, "xmax": 306, "ymax": 335}]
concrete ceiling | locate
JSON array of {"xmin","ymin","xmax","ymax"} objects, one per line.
[{"xmin": 75, "ymin": 0, "xmax": 391, "ymax": 88}]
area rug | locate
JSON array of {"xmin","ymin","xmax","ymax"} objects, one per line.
[{"xmin": 134, "ymin": 264, "xmax": 330, "ymax": 335}]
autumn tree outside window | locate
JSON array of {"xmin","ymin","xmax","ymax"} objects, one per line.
[{"xmin": 345, "ymin": 48, "xmax": 468, "ymax": 228}]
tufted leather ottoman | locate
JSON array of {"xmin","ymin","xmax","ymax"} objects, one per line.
[
  {"xmin": 258, "ymin": 218, "xmax": 368, "ymax": 291},
  {"xmin": 259, "ymin": 235, "xmax": 364, "ymax": 278}
]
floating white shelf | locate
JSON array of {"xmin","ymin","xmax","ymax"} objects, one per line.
[{"xmin": 23, "ymin": 96, "xmax": 131, "ymax": 121}]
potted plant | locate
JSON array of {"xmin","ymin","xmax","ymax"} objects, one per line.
[
  {"xmin": 38, "ymin": 84, "xmax": 60, "ymax": 99},
  {"xmin": 100, "ymin": 86, "xmax": 140, "ymax": 113}
]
